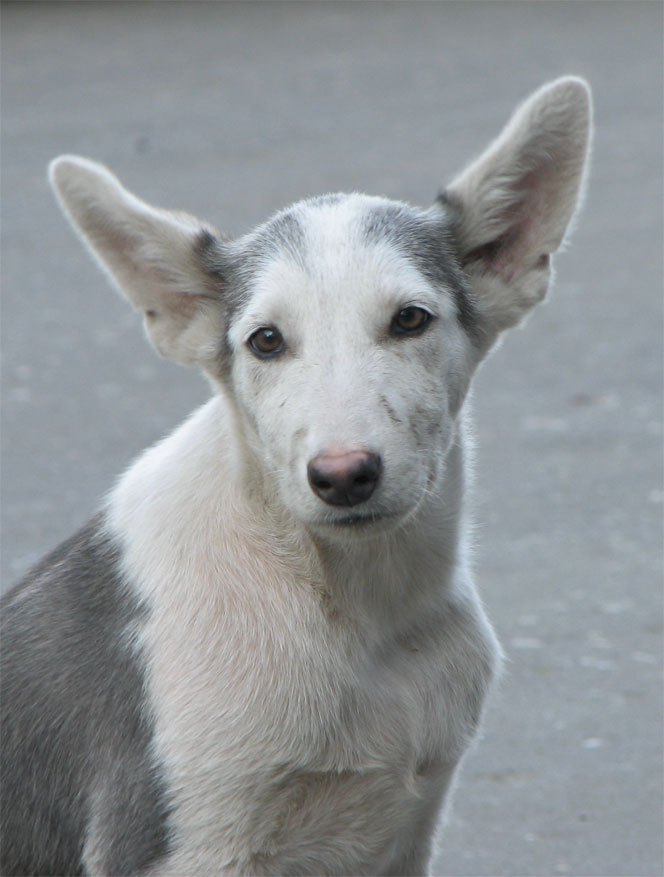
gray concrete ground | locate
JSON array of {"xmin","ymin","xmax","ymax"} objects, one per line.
[{"xmin": 1, "ymin": 2, "xmax": 662, "ymax": 875}]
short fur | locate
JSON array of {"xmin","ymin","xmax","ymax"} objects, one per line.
[{"xmin": 1, "ymin": 78, "xmax": 591, "ymax": 876}]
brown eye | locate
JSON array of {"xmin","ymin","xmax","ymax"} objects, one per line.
[
  {"xmin": 391, "ymin": 306, "xmax": 432, "ymax": 336},
  {"xmin": 248, "ymin": 326, "xmax": 285, "ymax": 358}
]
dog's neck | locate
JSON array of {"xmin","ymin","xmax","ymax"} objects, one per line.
[
  {"xmin": 307, "ymin": 435, "xmax": 468, "ymax": 628},
  {"xmin": 108, "ymin": 395, "xmax": 470, "ymax": 636},
  {"xmin": 226, "ymin": 391, "xmax": 471, "ymax": 628}
]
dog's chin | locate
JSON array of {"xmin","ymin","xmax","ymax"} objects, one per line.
[
  {"xmin": 306, "ymin": 516, "xmax": 389, "ymax": 542},
  {"xmin": 328, "ymin": 511, "xmax": 391, "ymax": 529},
  {"xmin": 304, "ymin": 506, "xmax": 413, "ymax": 541}
]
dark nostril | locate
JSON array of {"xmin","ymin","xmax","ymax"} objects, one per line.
[{"xmin": 307, "ymin": 451, "xmax": 382, "ymax": 507}]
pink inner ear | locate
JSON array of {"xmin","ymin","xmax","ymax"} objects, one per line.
[
  {"xmin": 163, "ymin": 291, "xmax": 205, "ymax": 319},
  {"xmin": 488, "ymin": 163, "xmax": 559, "ymax": 282}
]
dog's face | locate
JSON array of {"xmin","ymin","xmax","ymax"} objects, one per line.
[
  {"xmin": 221, "ymin": 195, "xmax": 475, "ymax": 531},
  {"xmin": 48, "ymin": 78, "xmax": 591, "ymax": 534}
]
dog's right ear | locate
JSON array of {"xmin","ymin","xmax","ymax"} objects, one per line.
[
  {"xmin": 441, "ymin": 77, "xmax": 592, "ymax": 341},
  {"xmin": 49, "ymin": 156, "xmax": 227, "ymax": 366}
]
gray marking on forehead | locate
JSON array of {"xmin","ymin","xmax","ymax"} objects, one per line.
[
  {"xmin": 198, "ymin": 205, "xmax": 313, "ymax": 372},
  {"xmin": 198, "ymin": 208, "xmax": 308, "ymax": 303},
  {"xmin": 362, "ymin": 202, "xmax": 480, "ymax": 338},
  {"xmin": 197, "ymin": 192, "xmax": 482, "ymax": 375},
  {"xmin": 195, "ymin": 221, "xmax": 302, "ymax": 377},
  {"xmin": 254, "ymin": 207, "xmax": 307, "ymax": 258},
  {"xmin": 239, "ymin": 206, "xmax": 308, "ymax": 275}
]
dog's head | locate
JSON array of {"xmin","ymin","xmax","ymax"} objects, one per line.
[{"xmin": 49, "ymin": 77, "xmax": 591, "ymax": 534}]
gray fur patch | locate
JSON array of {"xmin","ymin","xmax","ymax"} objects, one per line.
[
  {"xmin": 197, "ymin": 213, "xmax": 308, "ymax": 375},
  {"xmin": 200, "ymin": 208, "xmax": 307, "ymax": 301},
  {"xmin": 362, "ymin": 202, "xmax": 480, "ymax": 339},
  {"xmin": 0, "ymin": 516, "xmax": 171, "ymax": 876}
]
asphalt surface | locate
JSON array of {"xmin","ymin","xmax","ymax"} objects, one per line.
[{"xmin": 1, "ymin": 3, "xmax": 662, "ymax": 875}]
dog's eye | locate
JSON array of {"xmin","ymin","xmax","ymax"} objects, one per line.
[
  {"xmin": 248, "ymin": 326, "xmax": 285, "ymax": 358},
  {"xmin": 391, "ymin": 307, "xmax": 432, "ymax": 336}
]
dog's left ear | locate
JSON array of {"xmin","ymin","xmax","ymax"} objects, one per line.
[{"xmin": 442, "ymin": 77, "xmax": 592, "ymax": 337}]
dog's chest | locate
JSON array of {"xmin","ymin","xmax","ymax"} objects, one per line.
[{"xmin": 138, "ymin": 544, "xmax": 481, "ymax": 873}]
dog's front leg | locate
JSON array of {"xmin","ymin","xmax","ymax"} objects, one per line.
[
  {"xmin": 384, "ymin": 840, "xmax": 435, "ymax": 877},
  {"xmin": 383, "ymin": 761, "xmax": 459, "ymax": 877}
]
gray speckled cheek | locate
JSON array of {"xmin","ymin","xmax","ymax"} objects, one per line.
[
  {"xmin": 396, "ymin": 340, "xmax": 450, "ymax": 449},
  {"xmin": 408, "ymin": 402, "xmax": 442, "ymax": 451},
  {"xmin": 379, "ymin": 395, "xmax": 404, "ymax": 426}
]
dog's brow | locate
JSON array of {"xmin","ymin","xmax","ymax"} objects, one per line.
[
  {"xmin": 230, "ymin": 207, "xmax": 309, "ymax": 274},
  {"xmin": 259, "ymin": 209, "xmax": 307, "ymax": 257},
  {"xmin": 362, "ymin": 203, "xmax": 480, "ymax": 339}
]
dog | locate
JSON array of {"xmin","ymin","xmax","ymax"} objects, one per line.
[{"xmin": 1, "ymin": 77, "xmax": 591, "ymax": 876}]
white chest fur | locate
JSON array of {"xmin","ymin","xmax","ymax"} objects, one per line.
[{"xmin": 108, "ymin": 399, "xmax": 499, "ymax": 875}]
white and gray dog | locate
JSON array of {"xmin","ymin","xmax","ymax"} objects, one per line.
[{"xmin": 1, "ymin": 78, "xmax": 591, "ymax": 876}]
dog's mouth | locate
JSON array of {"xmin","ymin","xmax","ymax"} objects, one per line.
[
  {"xmin": 328, "ymin": 511, "xmax": 387, "ymax": 527},
  {"xmin": 313, "ymin": 508, "xmax": 408, "ymax": 535}
]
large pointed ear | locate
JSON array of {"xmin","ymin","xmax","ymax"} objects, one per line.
[
  {"xmin": 49, "ymin": 156, "xmax": 227, "ymax": 366},
  {"xmin": 441, "ymin": 77, "xmax": 592, "ymax": 338}
]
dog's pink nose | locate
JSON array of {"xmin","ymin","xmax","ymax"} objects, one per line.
[{"xmin": 307, "ymin": 450, "xmax": 382, "ymax": 507}]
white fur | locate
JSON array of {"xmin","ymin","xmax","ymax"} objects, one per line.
[
  {"xmin": 107, "ymin": 399, "xmax": 498, "ymax": 875},
  {"xmin": 226, "ymin": 197, "xmax": 472, "ymax": 533},
  {"xmin": 48, "ymin": 77, "xmax": 591, "ymax": 875}
]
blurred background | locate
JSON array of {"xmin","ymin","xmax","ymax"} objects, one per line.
[{"xmin": 1, "ymin": 2, "xmax": 662, "ymax": 875}]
